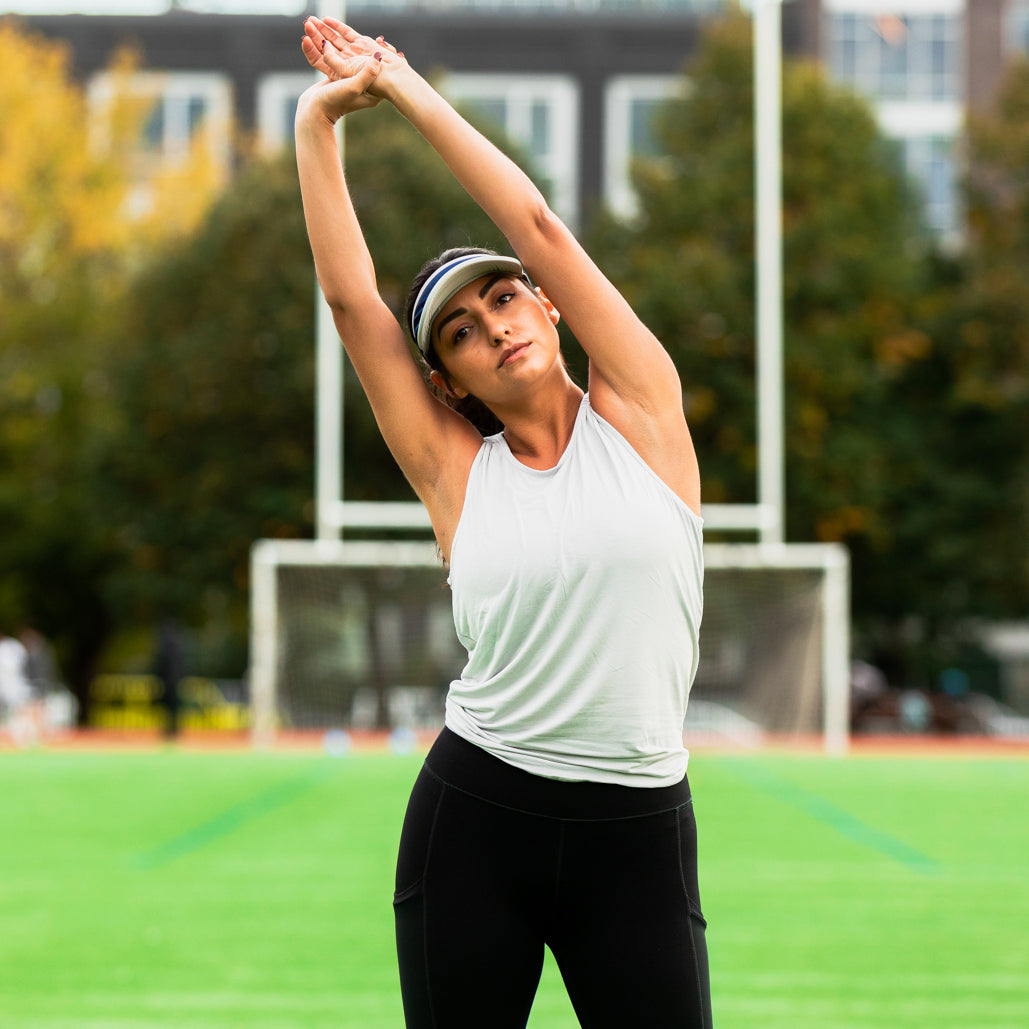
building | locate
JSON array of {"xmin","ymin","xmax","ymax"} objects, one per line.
[
  {"xmin": 20, "ymin": 1, "xmax": 735, "ymax": 232},
  {"xmin": 16, "ymin": 1, "xmax": 1029, "ymax": 238},
  {"xmin": 800, "ymin": 0, "xmax": 1029, "ymax": 243}
]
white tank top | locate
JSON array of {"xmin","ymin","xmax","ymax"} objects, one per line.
[{"xmin": 445, "ymin": 394, "xmax": 704, "ymax": 786}]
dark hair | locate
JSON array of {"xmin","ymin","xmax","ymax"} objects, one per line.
[{"xmin": 404, "ymin": 246, "xmax": 531, "ymax": 438}]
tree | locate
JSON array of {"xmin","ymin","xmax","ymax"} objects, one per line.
[
  {"xmin": 0, "ymin": 20, "xmax": 224, "ymax": 709},
  {"xmin": 919, "ymin": 59, "xmax": 1029, "ymax": 616},
  {"xmin": 846, "ymin": 59, "xmax": 1029, "ymax": 683}
]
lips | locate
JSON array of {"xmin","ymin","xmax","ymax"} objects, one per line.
[{"xmin": 498, "ymin": 342, "xmax": 530, "ymax": 367}]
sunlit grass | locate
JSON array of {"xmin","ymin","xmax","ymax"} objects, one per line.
[{"xmin": 0, "ymin": 746, "xmax": 1026, "ymax": 1028}]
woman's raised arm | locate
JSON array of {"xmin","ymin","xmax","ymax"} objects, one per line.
[{"xmin": 294, "ymin": 48, "xmax": 482, "ymax": 548}]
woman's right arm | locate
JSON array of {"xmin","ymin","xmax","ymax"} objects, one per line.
[{"xmin": 294, "ymin": 58, "xmax": 480, "ymax": 546}]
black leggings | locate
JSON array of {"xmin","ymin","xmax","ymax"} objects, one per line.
[{"xmin": 393, "ymin": 728, "xmax": 713, "ymax": 1028}]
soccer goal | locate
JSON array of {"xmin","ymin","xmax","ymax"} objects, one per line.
[{"xmin": 248, "ymin": 517, "xmax": 850, "ymax": 754}]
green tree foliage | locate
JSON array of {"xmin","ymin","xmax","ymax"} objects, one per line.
[
  {"xmin": 0, "ymin": 23, "xmax": 123, "ymax": 647},
  {"xmin": 917, "ymin": 58, "xmax": 1029, "ymax": 615},
  {"xmin": 0, "ymin": 22, "xmax": 219, "ymax": 701},
  {"xmin": 844, "ymin": 59, "xmax": 1029, "ymax": 670},
  {"xmin": 103, "ymin": 150, "xmax": 315, "ymax": 665}
]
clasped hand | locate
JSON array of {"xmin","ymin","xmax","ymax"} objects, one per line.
[{"xmin": 299, "ymin": 16, "xmax": 406, "ymax": 119}]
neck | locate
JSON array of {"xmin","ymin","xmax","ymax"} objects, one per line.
[{"xmin": 496, "ymin": 381, "xmax": 584, "ymax": 470}]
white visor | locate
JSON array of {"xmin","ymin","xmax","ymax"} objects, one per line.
[{"xmin": 410, "ymin": 253, "xmax": 525, "ymax": 356}]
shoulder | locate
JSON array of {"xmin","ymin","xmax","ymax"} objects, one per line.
[{"xmin": 584, "ymin": 389, "xmax": 701, "ymax": 517}]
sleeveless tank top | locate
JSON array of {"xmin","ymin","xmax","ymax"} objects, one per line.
[{"xmin": 445, "ymin": 394, "xmax": 704, "ymax": 786}]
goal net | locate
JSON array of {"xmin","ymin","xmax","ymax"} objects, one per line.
[{"xmin": 249, "ymin": 536, "xmax": 849, "ymax": 753}]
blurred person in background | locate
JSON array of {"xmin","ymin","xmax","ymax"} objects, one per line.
[
  {"xmin": 20, "ymin": 625, "xmax": 77, "ymax": 737},
  {"xmin": 294, "ymin": 17, "xmax": 710, "ymax": 1029},
  {"xmin": 155, "ymin": 617, "xmax": 186, "ymax": 740},
  {"xmin": 20, "ymin": 626, "xmax": 60, "ymax": 696},
  {"xmin": 0, "ymin": 626, "xmax": 35, "ymax": 745}
]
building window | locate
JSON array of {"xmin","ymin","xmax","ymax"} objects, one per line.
[
  {"xmin": 256, "ymin": 73, "xmax": 318, "ymax": 153},
  {"xmin": 826, "ymin": 8, "xmax": 963, "ymax": 103},
  {"xmin": 875, "ymin": 98, "xmax": 962, "ymax": 241},
  {"xmin": 825, "ymin": 3, "xmax": 964, "ymax": 240},
  {"xmin": 900, "ymin": 133, "xmax": 960, "ymax": 241},
  {"xmin": 88, "ymin": 71, "xmax": 232, "ymax": 173},
  {"xmin": 439, "ymin": 73, "xmax": 580, "ymax": 229},
  {"xmin": 603, "ymin": 75, "xmax": 681, "ymax": 219},
  {"xmin": 1010, "ymin": 1, "xmax": 1029, "ymax": 56}
]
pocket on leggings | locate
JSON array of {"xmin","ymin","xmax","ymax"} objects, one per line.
[
  {"xmin": 676, "ymin": 800, "xmax": 708, "ymax": 927},
  {"xmin": 393, "ymin": 766, "xmax": 444, "ymax": 904}
]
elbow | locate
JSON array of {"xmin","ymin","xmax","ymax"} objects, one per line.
[
  {"xmin": 503, "ymin": 189, "xmax": 563, "ymax": 246},
  {"xmin": 319, "ymin": 285, "xmax": 347, "ymax": 315},
  {"xmin": 528, "ymin": 201, "xmax": 563, "ymax": 243},
  {"xmin": 513, "ymin": 200, "xmax": 577, "ymax": 262},
  {"xmin": 323, "ymin": 287, "xmax": 391, "ymax": 342},
  {"xmin": 317, "ymin": 274, "xmax": 376, "ymax": 322},
  {"xmin": 317, "ymin": 284, "xmax": 348, "ymax": 318},
  {"xmin": 325, "ymin": 296, "xmax": 363, "ymax": 342}
]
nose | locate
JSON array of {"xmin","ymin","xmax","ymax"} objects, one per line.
[{"xmin": 486, "ymin": 318, "xmax": 510, "ymax": 346}]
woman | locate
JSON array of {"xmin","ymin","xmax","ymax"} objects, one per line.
[{"xmin": 296, "ymin": 17, "xmax": 711, "ymax": 1028}]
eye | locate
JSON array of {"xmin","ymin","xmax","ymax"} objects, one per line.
[
  {"xmin": 495, "ymin": 291, "xmax": 515, "ymax": 307},
  {"xmin": 451, "ymin": 325, "xmax": 470, "ymax": 345}
]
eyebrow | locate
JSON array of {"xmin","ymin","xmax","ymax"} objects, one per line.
[{"xmin": 434, "ymin": 274, "xmax": 514, "ymax": 339}]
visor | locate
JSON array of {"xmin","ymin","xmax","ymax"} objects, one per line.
[{"xmin": 410, "ymin": 253, "xmax": 525, "ymax": 356}]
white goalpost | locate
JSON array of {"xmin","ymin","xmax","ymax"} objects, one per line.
[
  {"xmin": 249, "ymin": 0, "xmax": 851, "ymax": 753},
  {"xmin": 249, "ymin": 528, "xmax": 850, "ymax": 753}
]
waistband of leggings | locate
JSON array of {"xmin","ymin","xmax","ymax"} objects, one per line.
[{"xmin": 423, "ymin": 727, "xmax": 691, "ymax": 821}]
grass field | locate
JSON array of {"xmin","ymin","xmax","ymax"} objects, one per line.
[{"xmin": 1, "ymin": 742, "xmax": 1026, "ymax": 1028}]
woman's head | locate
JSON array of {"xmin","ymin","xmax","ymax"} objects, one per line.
[
  {"xmin": 406, "ymin": 248, "xmax": 530, "ymax": 359},
  {"xmin": 405, "ymin": 247, "xmax": 540, "ymax": 435}
]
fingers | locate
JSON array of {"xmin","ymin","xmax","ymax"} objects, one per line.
[
  {"xmin": 321, "ymin": 16, "xmax": 358, "ymax": 43},
  {"xmin": 300, "ymin": 15, "xmax": 402, "ymax": 105},
  {"xmin": 307, "ymin": 16, "xmax": 406, "ymax": 63},
  {"xmin": 356, "ymin": 56, "xmax": 382, "ymax": 83},
  {"xmin": 300, "ymin": 34, "xmax": 331, "ymax": 76},
  {"xmin": 301, "ymin": 20, "xmax": 357, "ymax": 83},
  {"xmin": 306, "ymin": 16, "xmax": 357, "ymax": 57},
  {"xmin": 303, "ymin": 16, "xmax": 334, "ymax": 59}
]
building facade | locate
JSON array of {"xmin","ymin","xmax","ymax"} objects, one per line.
[
  {"xmin": 17, "ymin": 1, "xmax": 1029, "ymax": 238},
  {"xmin": 22, "ymin": 1, "xmax": 735, "ymax": 232},
  {"xmin": 803, "ymin": 0, "xmax": 1029, "ymax": 243}
]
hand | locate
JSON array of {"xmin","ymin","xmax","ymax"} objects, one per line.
[
  {"xmin": 295, "ymin": 50, "xmax": 383, "ymax": 126},
  {"xmin": 302, "ymin": 16, "xmax": 407, "ymax": 100}
]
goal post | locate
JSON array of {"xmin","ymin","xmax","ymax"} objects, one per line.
[
  {"xmin": 701, "ymin": 542, "xmax": 850, "ymax": 755},
  {"xmin": 248, "ymin": 530, "xmax": 850, "ymax": 754}
]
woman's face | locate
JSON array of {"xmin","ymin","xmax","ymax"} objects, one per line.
[{"xmin": 430, "ymin": 273, "xmax": 561, "ymax": 404}]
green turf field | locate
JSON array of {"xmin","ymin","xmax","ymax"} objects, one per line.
[{"xmin": 1, "ymin": 746, "xmax": 1026, "ymax": 1028}]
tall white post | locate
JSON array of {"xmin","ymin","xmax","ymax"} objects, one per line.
[
  {"xmin": 316, "ymin": 0, "xmax": 345, "ymax": 541},
  {"xmin": 249, "ymin": 541, "xmax": 278, "ymax": 748},
  {"xmin": 822, "ymin": 545, "xmax": 851, "ymax": 756},
  {"xmin": 754, "ymin": 0, "xmax": 785, "ymax": 544}
]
